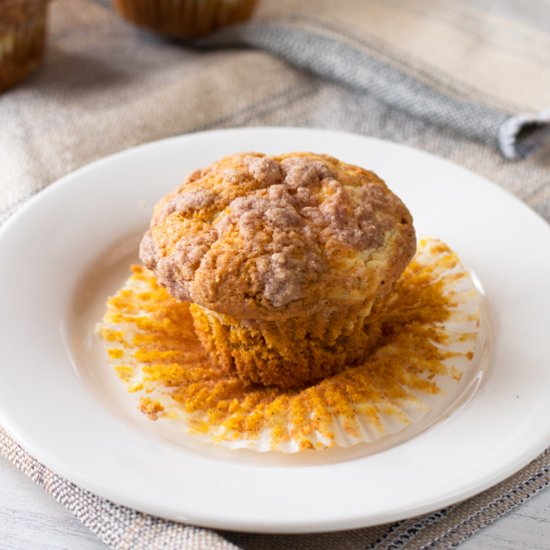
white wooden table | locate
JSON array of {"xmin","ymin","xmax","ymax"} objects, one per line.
[{"xmin": 1, "ymin": 454, "xmax": 549, "ymax": 549}]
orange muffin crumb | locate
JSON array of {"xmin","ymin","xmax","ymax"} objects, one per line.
[{"xmin": 139, "ymin": 397, "xmax": 165, "ymax": 420}]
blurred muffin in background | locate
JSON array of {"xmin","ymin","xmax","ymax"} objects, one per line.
[
  {"xmin": 112, "ymin": 0, "xmax": 258, "ymax": 38},
  {"xmin": 0, "ymin": 0, "xmax": 49, "ymax": 92}
]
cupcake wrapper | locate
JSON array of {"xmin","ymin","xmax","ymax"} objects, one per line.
[
  {"xmin": 0, "ymin": 1, "xmax": 48, "ymax": 92},
  {"xmin": 99, "ymin": 237, "xmax": 486, "ymax": 453},
  {"xmin": 112, "ymin": 0, "xmax": 258, "ymax": 38}
]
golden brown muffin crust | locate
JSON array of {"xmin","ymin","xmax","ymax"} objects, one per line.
[{"xmin": 140, "ymin": 152, "xmax": 416, "ymax": 320}]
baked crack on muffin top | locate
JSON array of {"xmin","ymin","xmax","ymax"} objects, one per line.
[{"xmin": 140, "ymin": 152, "xmax": 416, "ymax": 321}]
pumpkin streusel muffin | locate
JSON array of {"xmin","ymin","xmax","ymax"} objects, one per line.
[
  {"xmin": 112, "ymin": 0, "xmax": 258, "ymax": 38},
  {"xmin": 140, "ymin": 152, "xmax": 416, "ymax": 389},
  {"xmin": 0, "ymin": 0, "xmax": 49, "ymax": 93}
]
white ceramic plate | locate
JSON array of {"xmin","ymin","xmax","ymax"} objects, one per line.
[{"xmin": 1, "ymin": 128, "xmax": 549, "ymax": 533}]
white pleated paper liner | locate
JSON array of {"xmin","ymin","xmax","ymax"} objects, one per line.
[{"xmin": 99, "ymin": 237, "xmax": 485, "ymax": 453}]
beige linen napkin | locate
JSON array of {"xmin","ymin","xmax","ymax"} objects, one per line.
[{"xmin": 0, "ymin": 1, "xmax": 549, "ymax": 548}]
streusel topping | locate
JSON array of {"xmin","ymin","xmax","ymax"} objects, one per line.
[{"xmin": 140, "ymin": 152, "xmax": 415, "ymax": 319}]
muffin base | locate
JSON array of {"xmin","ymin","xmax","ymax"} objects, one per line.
[{"xmin": 190, "ymin": 303, "xmax": 384, "ymax": 389}]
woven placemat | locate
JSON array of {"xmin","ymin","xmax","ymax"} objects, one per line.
[{"xmin": 1, "ymin": 428, "xmax": 549, "ymax": 549}]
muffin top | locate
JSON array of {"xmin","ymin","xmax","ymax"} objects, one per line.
[{"xmin": 140, "ymin": 152, "xmax": 416, "ymax": 320}]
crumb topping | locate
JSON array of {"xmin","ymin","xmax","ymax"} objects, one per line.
[{"xmin": 140, "ymin": 152, "xmax": 416, "ymax": 319}]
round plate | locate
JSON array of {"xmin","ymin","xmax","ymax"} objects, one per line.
[{"xmin": 0, "ymin": 128, "xmax": 549, "ymax": 533}]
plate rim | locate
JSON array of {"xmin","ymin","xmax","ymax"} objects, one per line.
[{"xmin": 1, "ymin": 126, "xmax": 549, "ymax": 533}]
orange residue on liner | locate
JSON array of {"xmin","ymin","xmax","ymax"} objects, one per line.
[{"xmin": 100, "ymin": 241, "xmax": 477, "ymax": 450}]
